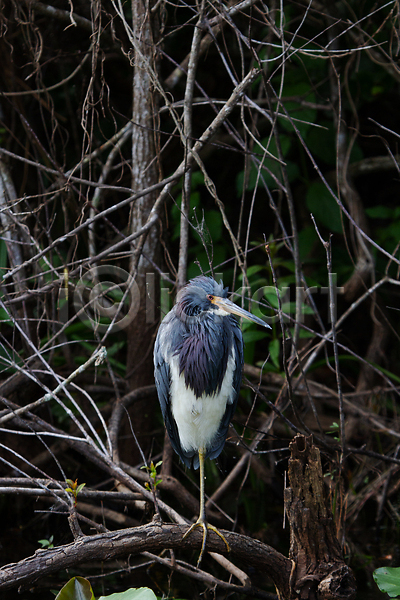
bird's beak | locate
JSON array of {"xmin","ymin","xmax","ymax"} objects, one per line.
[{"xmin": 208, "ymin": 295, "xmax": 271, "ymax": 329}]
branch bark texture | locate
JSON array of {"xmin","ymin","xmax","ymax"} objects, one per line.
[{"xmin": 284, "ymin": 435, "xmax": 356, "ymax": 600}]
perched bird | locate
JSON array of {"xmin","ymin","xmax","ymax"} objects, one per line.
[{"xmin": 154, "ymin": 275, "xmax": 270, "ymax": 564}]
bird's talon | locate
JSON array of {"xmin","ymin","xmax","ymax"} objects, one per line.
[
  {"xmin": 182, "ymin": 519, "xmax": 230, "ymax": 565},
  {"xmin": 181, "ymin": 520, "xmax": 203, "ymax": 540},
  {"xmin": 207, "ymin": 523, "xmax": 230, "ymax": 552}
]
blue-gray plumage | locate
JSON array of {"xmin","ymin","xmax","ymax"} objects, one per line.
[{"xmin": 153, "ymin": 275, "xmax": 270, "ymax": 564}]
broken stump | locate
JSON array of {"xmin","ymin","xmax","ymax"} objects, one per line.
[{"xmin": 284, "ymin": 434, "xmax": 356, "ymax": 600}]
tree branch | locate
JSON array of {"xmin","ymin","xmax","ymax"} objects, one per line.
[{"xmin": 0, "ymin": 523, "xmax": 292, "ymax": 595}]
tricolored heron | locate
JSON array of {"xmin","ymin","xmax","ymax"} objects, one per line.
[{"xmin": 154, "ymin": 276, "xmax": 270, "ymax": 565}]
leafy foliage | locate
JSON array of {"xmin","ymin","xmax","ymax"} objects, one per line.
[
  {"xmin": 374, "ymin": 567, "xmax": 400, "ymax": 598},
  {"xmin": 55, "ymin": 577, "xmax": 157, "ymax": 600},
  {"xmin": 56, "ymin": 577, "xmax": 95, "ymax": 600}
]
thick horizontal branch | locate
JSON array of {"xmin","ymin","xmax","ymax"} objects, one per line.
[{"xmin": 0, "ymin": 523, "xmax": 291, "ymax": 595}]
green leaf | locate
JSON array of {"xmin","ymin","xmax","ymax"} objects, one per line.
[
  {"xmin": 171, "ymin": 191, "xmax": 201, "ymax": 241},
  {"xmin": 306, "ymin": 181, "xmax": 343, "ymax": 233},
  {"xmin": 365, "ymin": 205, "xmax": 394, "ymax": 219},
  {"xmin": 203, "ymin": 210, "xmax": 222, "ymax": 242},
  {"xmin": 305, "ymin": 120, "xmax": 336, "ymax": 166},
  {"xmin": 98, "ymin": 588, "xmax": 158, "ymax": 600},
  {"xmin": 243, "ymin": 264, "xmax": 266, "ymax": 279},
  {"xmin": 236, "ymin": 134, "xmax": 299, "ymax": 192},
  {"xmin": 264, "ymin": 289, "xmax": 290, "ymax": 309},
  {"xmin": 374, "ymin": 566, "xmax": 400, "ymax": 597},
  {"xmin": 281, "ymin": 301, "xmax": 314, "ymax": 315},
  {"xmin": 278, "ymin": 82, "xmax": 317, "ymax": 137},
  {"xmin": 306, "ymin": 120, "xmax": 362, "ymax": 167},
  {"xmin": 269, "ymin": 338, "xmax": 280, "ymax": 368},
  {"xmin": 242, "ymin": 329, "xmax": 269, "ymax": 344},
  {"xmin": 55, "ymin": 577, "xmax": 95, "ymax": 600},
  {"xmin": 298, "ymin": 226, "xmax": 318, "ymax": 261},
  {"xmin": 186, "ymin": 246, "xmax": 226, "ymax": 280}
]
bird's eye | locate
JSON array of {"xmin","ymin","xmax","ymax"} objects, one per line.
[{"xmin": 207, "ymin": 294, "xmax": 214, "ymax": 301}]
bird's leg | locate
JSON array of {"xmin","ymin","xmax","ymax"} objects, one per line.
[{"xmin": 182, "ymin": 448, "xmax": 230, "ymax": 566}]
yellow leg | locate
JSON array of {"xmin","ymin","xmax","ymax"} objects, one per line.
[{"xmin": 182, "ymin": 448, "xmax": 230, "ymax": 566}]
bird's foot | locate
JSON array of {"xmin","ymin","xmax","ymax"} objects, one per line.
[{"xmin": 182, "ymin": 518, "xmax": 230, "ymax": 566}]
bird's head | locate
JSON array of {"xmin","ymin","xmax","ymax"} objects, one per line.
[
  {"xmin": 176, "ymin": 276, "xmax": 226, "ymax": 318},
  {"xmin": 176, "ymin": 275, "xmax": 270, "ymax": 328}
]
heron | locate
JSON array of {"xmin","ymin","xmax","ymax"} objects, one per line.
[{"xmin": 153, "ymin": 275, "xmax": 270, "ymax": 565}]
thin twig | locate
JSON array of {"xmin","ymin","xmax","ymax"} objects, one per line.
[
  {"xmin": 177, "ymin": 0, "xmax": 205, "ymax": 289},
  {"xmin": 311, "ymin": 217, "xmax": 345, "ymax": 463}
]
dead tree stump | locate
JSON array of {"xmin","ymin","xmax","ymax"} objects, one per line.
[{"xmin": 284, "ymin": 434, "xmax": 356, "ymax": 600}]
